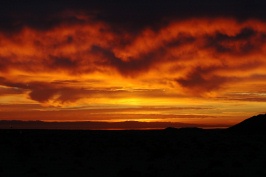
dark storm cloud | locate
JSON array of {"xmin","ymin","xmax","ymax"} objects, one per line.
[
  {"xmin": 49, "ymin": 56, "xmax": 78, "ymax": 69},
  {"xmin": 0, "ymin": 77, "xmax": 28, "ymax": 89},
  {"xmin": 90, "ymin": 45, "xmax": 163, "ymax": 76},
  {"xmin": 176, "ymin": 67, "xmax": 229, "ymax": 94},
  {"xmin": 0, "ymin": 57, "xmax": 11, "ymax": 71},
  {"xmin": 204, "ymin": 27, "xmax": 265, "ymax": 55},
  {"xmin": 1, "ymin": 2, "xmax": 266, "ymax": 101},
  {"xmin": 0, "ymin": 78, "xmax": 113, "ymax": 103},
  {"xmin": 1, "ymin": 0, "xmax": 266, "ymax": 34},
  {"xmin": 0, "ymin": 77, "xmax": 171, "ymax": 103}
]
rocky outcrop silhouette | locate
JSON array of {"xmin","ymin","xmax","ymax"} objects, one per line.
[{"xmin": 228, "ymin": 114, "xmax": 266, "ymax": 133}]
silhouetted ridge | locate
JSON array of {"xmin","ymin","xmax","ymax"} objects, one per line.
[
  {"xmin": 164, "ymin": 127, "xmax": 178, "ymax": 131},
  {"xmin": 228, "ymin": 114, "xmax": 266, "ymax": 133}
]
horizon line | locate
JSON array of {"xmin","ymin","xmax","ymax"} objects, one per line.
[{"xmin": 0, "ymin": 119, "xmax": 231, "ymax": 130}]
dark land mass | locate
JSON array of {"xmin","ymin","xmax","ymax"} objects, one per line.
[
  {"xmin": 0, "ymin": 114, "xmax": 266, "ymax": 177},
  {"xmin": 0, "ymin": 120, "xmax": 208, "ymax": 130},
  {"xmin": 228, "ymin": 114, "xmax": 266, "ymax": 133}
]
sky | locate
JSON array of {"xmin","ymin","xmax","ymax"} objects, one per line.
[{"xmin": 0, "ymin": 0, "xmax": 266, "ymax": 128}]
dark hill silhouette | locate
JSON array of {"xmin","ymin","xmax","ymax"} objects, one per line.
[
  {"xmin": 1, "ymin": 114, "xmax": 266, "ymax": 176},
  {"xmin": 164, "ymin": 127, "xmax": 178, "ymax": 131},
  {"xmin": 228, "ymin": 114, "xmax": 266, "ymax": 133}
]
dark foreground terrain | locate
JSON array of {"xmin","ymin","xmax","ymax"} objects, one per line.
[{"xmin": 1, "ymin": 114, "xmax": 266, "ymax": 177}]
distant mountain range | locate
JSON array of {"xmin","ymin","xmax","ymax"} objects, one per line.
[
  {"xmin": 0, "ymin": 114, "xmax": 265, "ymax": 130},
  {"xmin": 0, "ymin": 120, "xmax": 202, "ymax": 130}
]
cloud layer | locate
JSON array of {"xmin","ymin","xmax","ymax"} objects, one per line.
[
  {"xmin": 0, "ymin": 4, "xmax": 266, "ymax": 124},
  {"xmin": 0, "ymin": 16, "xmax": 266, "ymax": 104}
]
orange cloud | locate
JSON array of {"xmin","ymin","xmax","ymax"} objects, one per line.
[{"xmin": 0, "ymin": 16, "xmax": 265, "ymax": 122}]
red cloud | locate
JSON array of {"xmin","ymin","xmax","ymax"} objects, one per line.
[{"xmin": 0, "ymin": 17, "xmax": 266, "ymax": 104}]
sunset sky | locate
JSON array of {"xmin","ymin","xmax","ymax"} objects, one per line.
[{"xmin": 0, "ymin": 0, "xmax": 266, "ymax": 128}]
